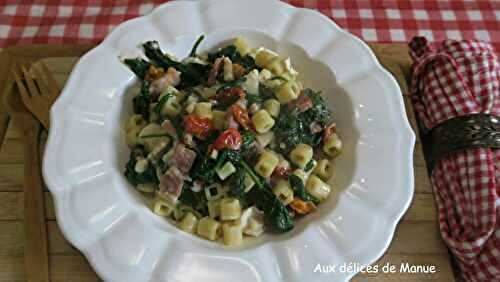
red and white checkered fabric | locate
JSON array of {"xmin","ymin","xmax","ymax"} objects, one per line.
[
  {"xmin": 0, "ymin": 1, "xmax": 499, "ymax": 51},
  {"xmin": 410, "ymin": 37, "xmax": 500, "ymax": 282}
]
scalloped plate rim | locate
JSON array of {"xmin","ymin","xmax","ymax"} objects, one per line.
[{"xmin": 43, "ymin": 1, "xmax": 416, "ymax": 281}]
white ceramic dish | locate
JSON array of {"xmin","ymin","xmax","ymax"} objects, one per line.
[{"xmin": 43, "ymin": 0, "xmax": 415, "ymax": 281}]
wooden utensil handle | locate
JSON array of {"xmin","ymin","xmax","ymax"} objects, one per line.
[{"xmin": 22, "ymin": 117, "xmax": 49, "ymax": 282}]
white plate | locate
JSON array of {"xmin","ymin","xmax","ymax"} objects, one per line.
[{"xmin": 43, "ymin": 0, "xmax": 415, "ymax": 281}]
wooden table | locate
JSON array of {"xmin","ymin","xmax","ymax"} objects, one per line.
[{"xmin": 0, "ymin": 44, "xmax": 458, "ymax": 281}]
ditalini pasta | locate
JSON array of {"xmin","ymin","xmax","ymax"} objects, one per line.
[{"xmin": 122, "ymin": 36, "xmax": 342, "ymax": 246}]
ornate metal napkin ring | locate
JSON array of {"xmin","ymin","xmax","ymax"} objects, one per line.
[{"xmin": 423, "ymin": 113, "xmax": 500, "ymax": 171}]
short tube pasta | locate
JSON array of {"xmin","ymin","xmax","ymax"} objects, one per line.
[
  {"xmin": 323, "ymin": 133, "xmax": 343, "ymax": 157},
  {"xmin": 207, "ymin": 199, "xmax": 222, "ymax": 219},
  {"xmin": 313, "ymin": 159, "xmax": 334, "ymax": 181},
  {"xmin": 197, "ymin": 217, "xmax": 221, "ymax": 241},
  {"xmin": 194, "ymin": 102, "xmax": 213, "ymax": 119},
  {"xmin": 153, "ymin": 197, "xmax": 175, "ymax": 217},
  {"xmin": 252, "ymin": 109, "xmax": 275, "ymax": 134},
  {"xmin": 255, "ymin": 49, "xmax": 278, "ymax": 68},
  {"xmin": 276, "ymin": 81, "xmax": 300, "ymax": 104},
  {"xmin": 272, "ymin": 180, "xmax": 294, "ymax": 205},
  {"xmin": 254, "ymin": 150, "xmax": 279, "ymax": 178},
  {"xmin": 179, "ymin": 212, "xmax": 198, "ymax": 233},
  {"xmin": 306, "ymin": 175, "xmax": 332, "ymax": 201},
  {"xmin": 290, "ymin": 144, "xmax": 313, "ymax": 168},
  {"xmin": 162, "ymin": 97, "xmax": 182, "ymax": 117},
  {"xmin": 233, "ymin": 37, "xmax": 249, "ymax": 55},
  {"xmin": 263, "ymin": 99, "xmax": 280, "ymax": 118},
  {"xmin": 220, "ymin": 198, "xmax": 241, "ymax": 221},
  {"xmin": 222, "ymin": 223, "xmax": 243, "ymax": 246}
]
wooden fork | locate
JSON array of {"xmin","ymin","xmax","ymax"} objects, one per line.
[
  {"xmin": 10, "ymin": 63, "xmax": 50, "ymax": 282},
  {"xmin": 12, "ymin": 61, "xmax": 60, "ymax": 130}
]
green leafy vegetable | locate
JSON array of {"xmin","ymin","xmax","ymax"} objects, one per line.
[
  {"xmin": 241, "ymin": 131, "xmax": 256, "ymax": 151},
  {"xmin": 179, "ymin": 183, "xmax": 208, "ymax": 216},
  {"xmin": 227, "ymin": 169, "xmax": 246, "ymax": 198},
  {"xmin": 124, "ymin": 58, "xmax": 151, "ymax": 79},
  {"xmin": 217, "ymin": 77, "xmax": 246, "ymax": 92},
  {"xmin": 189, "ymin": 133, "xmax": 222, "ymax": 184},
  {"xmin": 288, "ymin": 174, "xmax": 319, "ymax": 204},
  {"xmin": 246, "ymin": 94, "xmax": 263, "ymax": 105},
  {"xmin": 220, "ymin": 149, "xmax": 294, "ymax": 233},
  {"xmin": 169, "ymin": 115, "xmax": 184, "ymax": 139},
  {"xmin": 153, "ymin": 92, "xmax": 173, "ymax": 117},
  {"xmin": 142, "ymin": 41, "xmax": 210, "ymax": 88},
  {"xmin": 249, "ymin": 187, "xmax": 294, "ymax": 233},
  {"xmin": 189, "ymin": 35, "xmax": 205, "ymax": 57},
  {"xmin": 207, "ymin": 45, "xmax": 258, "ymax": 70},
  {"xmin": 274, "ymin": 89, "xmax": 332, "ymax": 154},
  {"xmin": 124, "ymin": 145, "xmax": 158, "ymax": 186},
  {"xmin": 240, "ymin": 131, "xmax": 258, "ymax": 163},
  {"xmin": 302, "ymin": 88, "xmax": 331, "ymax": 125},
  {"xmin": 132, "ymin": 82, "xmax": 151, "ymax": 120},
  {"xmin": 258, "ymin": 84, "xmax": 276, "ymax": 100},
  {"xmin": 304, "ymin": 159, "xmax": 315, "ymax": 172}
]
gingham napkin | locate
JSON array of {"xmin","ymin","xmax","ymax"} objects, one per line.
[{"xmin": 409, "ymin": 37, "xmax": 500, "ymax": 281}]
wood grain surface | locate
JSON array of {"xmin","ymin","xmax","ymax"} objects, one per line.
[{"xmin": 0, "ymin": 44, "xmax": 457, "ymax": 281}]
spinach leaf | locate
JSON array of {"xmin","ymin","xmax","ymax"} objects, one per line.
[
  {"xmin": 220, "ymin": 150, "xmax": 294, "ymax": 233},
  {"xmin": 189, "ymin": 35, "xmax": 205, "ymax": 57},
  {"xmin": 249, "ymin": 187, "xmax": 294, "ymax": 233},
  {"xmin": 274, "ymin": 97, "xmax": 325, "ymax": 154},
  {"xmin": 190, "ymin": 157, "xmax": 217, "ymax": 184},
  {"xmin": 207, "ymin": 45, "xmax": 258, "ymax": 70},
  {"xmin": 124, "ymin": 58, "xmax": 151, "ymax": 79},
  {"xmin": 142, "ymin": 41, "xmax": 210, "ymax": 88},
  {"xmin": 169, "ymin": 115, "xmax": 184, "ymax": 139},
  {"xmin": 304, "ymin": 159, "xmax": 315, "ymax": 172},
  {"xmin": 288, "ymin": 174, "xmax": 319, "ymax": 204},
  {"xmin": 258, "ymin": 84, "xmax": 275, "ymax": 100},
  {"xmin": 124, "ymin": 145, "xmax": 158, "ymax": 186},
  {"xmin": 241, "ymin": 131, "xmax": 256, "ymax": 151},
  {"xmin": 189, "ymin": 134, "xmax": 225, "ymax": 184},
  {"xmin": 302, "ymin": 88, "xmax": 331, "ymax": 125},
  {"xmin": 216, "ymin": 77, "xmax": 246, "ymax": 92},
  {"xmin": 153, "ymin": 92, "xmax": 173, "ymax": 117},
  {"xmin": 179, "ymin": 184, "xmax": 208, "ymax": 216},
  {"xmin": 246, "ymin": 94, "xmax": 263, "ymax": 105},
  {"xmin": 227, "ymin": 169, "xmax": 246, "ymax": 198},
  {"xmin": 142, "ymin": 41, "xmax": 179, "ymax": 69},
  {"xmin": 132, "ymin": 82, "xmax": 151, "ymax": 120},
  {"xmin": 240, "ymin": 131, "xmax": 259, "ymax": 163}
]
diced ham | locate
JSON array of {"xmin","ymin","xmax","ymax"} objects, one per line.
[
  {"xmin": 289, "ymin": 93, "xmax": 313, "ymax": 113},
  {"xmin": 149, "ymin": 67, "xmax": 181, "ymax": 94},
  {"xmin": 310, "ymin": 122, "xmax": 323, "ymax": 134},
  {"xmin": 207, "ymin": 57, "xmax": 223, "ymax": 86},
  {"xmin": 167, "ymin": 143, "xmax": 197, "ymax": 174},
  {"xmin": 158, "ymin": 166, "xmax": 184, "ymax": 200},
  {"xmin": 160, "ymin": 119, "xmax": 177, "ymax": 137},
  {"xmin": 323, "ymin": 122, "xmax": 337, "ymax": 142}
]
